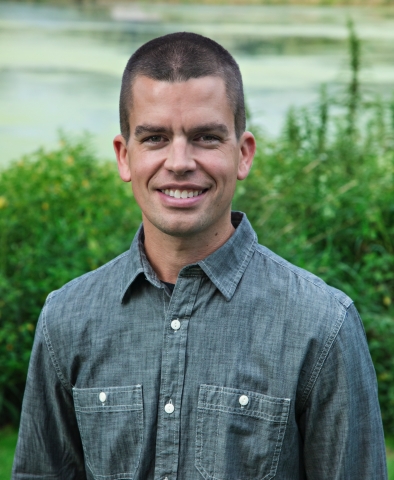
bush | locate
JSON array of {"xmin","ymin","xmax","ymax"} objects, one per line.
[
  {"xmin": 234, "ymin": 74, "xmax": 394, "ymax": 435},
  {"xmin": 234, "ymin": 102, "xmax": 394, "ymax": 432},
  {"xmin": 0, "ymin": 138, "xmax": 141, "ymax": 425}
]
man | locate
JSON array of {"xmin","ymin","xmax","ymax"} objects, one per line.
[{"xmin": 13, "ymin": 32, "xmax": 387, "ymax": 479}]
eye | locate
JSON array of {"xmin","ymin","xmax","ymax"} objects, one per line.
[
  {"xmin": 141, "ymin": 135, "xmax": 169, "ymax": 147},
  {"xmin": 195, "ymin": 134, "xmax": 220, "ymax": 144},
  {"xmin": 144, "ymin": 135, "xmax": 164, "ymax": 143}
]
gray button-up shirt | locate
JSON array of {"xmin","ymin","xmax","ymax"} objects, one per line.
[{"xmin": 13, "ymin": 212, "xmax": 387, "ymax": 479}]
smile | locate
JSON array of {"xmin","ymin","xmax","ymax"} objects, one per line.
[{"xmin": 161, "ymin": 189, "xmax": 204, "ymax": 199}]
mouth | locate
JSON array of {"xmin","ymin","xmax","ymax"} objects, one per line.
[{"xmin": 160, "ymin": 189, "xmax": 206, "ymax": 199}]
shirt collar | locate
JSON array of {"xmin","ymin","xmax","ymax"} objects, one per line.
[
  {"xmin": 197, "ymin": 212, "xmax": 257, "ymax": 300},
  {"xmin": 120, "ymin": 211, "xmax": 257, "ymax": 303}
]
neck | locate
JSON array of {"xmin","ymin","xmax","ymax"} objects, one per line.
[{"xmin": 142, "ymin": 219, "xmax": 235, "ymax": 284}]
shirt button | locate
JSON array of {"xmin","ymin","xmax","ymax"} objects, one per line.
[
  {"xmin": 99, "ymin": 392, "xmax": 107, "ymax": 403},
  {"xmin": 165, "ymin": 401, "xmax": 175, "ymax": 414},
  {"xmin": 239, "ymin": 394, "xmax": 249, "ymax": 406},
  {"xmin": 171, "ymin": 319, "xmax": 181, "ymax": 331}
]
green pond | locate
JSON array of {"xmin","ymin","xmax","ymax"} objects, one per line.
[{"xmin": 1, "ymin": 1, "xmax": 394, "ymax": 166}]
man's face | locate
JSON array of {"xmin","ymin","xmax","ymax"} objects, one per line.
[{"xmin": 114, "ymin": 75, "xmax": 255, "ymax": 239}]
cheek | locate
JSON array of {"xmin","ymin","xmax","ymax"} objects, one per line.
[
  {"xmin": 129, "ymin": 152, "xmax": 162, "ymax": 184},
  {"xmin": 128, "ymin": 161, "xmax": 147, "ymax": 184},
  {"xmin": 211, "ymin": 161, "xmax": 239, "ymax": 185}
]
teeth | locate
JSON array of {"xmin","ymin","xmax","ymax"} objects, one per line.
[{"xmin": 161, "ymin": 189, "xmax": 204, "ymax": 198}]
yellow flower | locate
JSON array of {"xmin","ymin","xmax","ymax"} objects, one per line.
[{"xmin": 0, "ymin": 196, "xmax": 7, "ymax": 209}]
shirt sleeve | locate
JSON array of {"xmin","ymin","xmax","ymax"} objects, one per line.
[
  {"xmin": 12, "ymin": 298, "xmax": 87, "ymax": 479},
  {"xmin": 299, "ymin": 303, "xmax": 388, "ymax": 479}
]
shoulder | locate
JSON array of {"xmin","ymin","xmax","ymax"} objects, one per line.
[
  {"xmin": 53, "ymin": 250, "xmax": 129, "ymax": 296},
  {"xmin": 247, "ymin": 244, "xmax": 370, "ymax": 410},
  {"xmin": 251, "ymin": 242, "xmax": 352, "ymax": 311},
  {"xmin": 241, "ymin": 242, "xmax": 357, "ymax": 364},
  {"xmin": 34, "ymin": 249, "xmax": 135, "ymax": 391},
  {"xmin": 42, "ymin": 250, "xmax": 131, "ymax": 326}
]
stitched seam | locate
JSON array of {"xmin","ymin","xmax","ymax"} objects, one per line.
[
  {"xmin": 263, "ymin": 405, "xmax": 289, "ymax": 480},
  {"xmin": 156, "ymin": 277, "xmax": 180, "ymax": 476},
  {"xmin": 213, "ymin": 387, "xmax": 222, "ymax": 478},
  {"xmin": 195, "ymin": 409, "xmax": 288, "ymax": 480},
  {"xmin": 226, "ymin": 236, "xmax": 257, "ymax": 292},
  {"xmin": 198, "ymin": 405, "xmax": 287, "ymax": 422},
  {"xmin": 74, "ymin": 406, "xmax": 143, "ymax": 412},
  {"xmin": 200, "ymin": 238, "xmax": 256, "ymax": 299},
  {"xmin": 74, "ymin": 387, "xmax": 143, "ymax": 479},
  {"xmin": 170, "ymin": 276, "xmax": 200, "ymax": 477},
  {"xmin": 254, "ymin": 245, "xmax": 351, "ymax": 309},
  {"xmin": 74, "ymin": 387, "xmax": 142, "ymax": 393},
  {"xmin": 300, "ymin": 307, "xmax": 348, "ymax": 410},
  {"xmin": 54, "ymin": 251, "xmax": 131, "ymax": 302},
  {"xmin": 200, "ymin": 385, "xmax": 290, "ymax": 404},
  {"xmin": 206, "ymin": 394, "xmax": 290, "ymax": 405},
  {"xmin": 41, "ymin": 295, "xmax": 73, "ymax": 392},
  {"xmin": 172, "ymin": 279, "xmax": 184, "ymax": 474},
  {"xmin": 154, "ymin": 288, "xmax": 167, "ymax": 477}
]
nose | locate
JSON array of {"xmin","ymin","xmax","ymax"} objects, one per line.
[{"xmin": 164, "ymin": 137, "xmax": 196, "ymax": 175}]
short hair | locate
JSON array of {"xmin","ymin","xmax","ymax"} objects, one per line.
[{"xmin": 119, "ymin": 32, "xmax": 245, "ymax": 141}]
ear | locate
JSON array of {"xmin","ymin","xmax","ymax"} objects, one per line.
[
  {"xmin": 113, "ymin": 134, "xmax": 132, "ymax": 182},
  {"xmin": 237, "ymin": 131, "xmax": 256, "ymax": 181}
]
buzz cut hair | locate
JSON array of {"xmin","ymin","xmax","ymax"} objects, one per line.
[{"xmin": 119, "ymin": 32, "xmax": 246, "ymax": 141}]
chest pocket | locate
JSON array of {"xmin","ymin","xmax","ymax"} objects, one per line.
[
  {"xmin": 73, "ymin": 385, "xmax": 143, "ymax": 480},
  {"xmin": 195, "ymin": 384, "xmax": 290, "ymax": 480}
]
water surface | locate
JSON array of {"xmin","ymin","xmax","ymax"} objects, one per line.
[{"xmin": 1, "ymin": 2, "xmax": 394, "ymax": 166}]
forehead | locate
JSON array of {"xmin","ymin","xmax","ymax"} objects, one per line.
[{"xmin": 129, "ymin": 75, "xmax": 234, "ymax": 130}]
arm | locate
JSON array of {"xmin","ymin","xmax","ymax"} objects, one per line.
[
  {"xmin": 299, "ymin": 303, "xmax": 387, "ymax": 479},
  {"xmin": 12, "ymin": 298, "xmax": 86, "ymax": 479}
]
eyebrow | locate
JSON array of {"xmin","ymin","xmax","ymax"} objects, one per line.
[
  {"xmin": 188, "ymin": 123, "xmax": 229, "ymax": 137},
  {"xmin": 134, "ymin": 122, "xmax": 229, "ymax": 138},
  {"xmin": 134, "ymin": 124, "xmax": 167, "ymax": 137}
]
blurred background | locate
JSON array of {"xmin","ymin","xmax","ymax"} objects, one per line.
[
  {"xmin": 1, "ymin": 0, "xmax": 394, "ymax": 477},
  {"xmin": 1, "ymin": 1, "xmax": 394, "ymax": 165}
]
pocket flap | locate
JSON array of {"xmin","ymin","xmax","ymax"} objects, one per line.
[
  {"xmin": 73, "ymin": 385, "xmax": 143, "ymax": 413},
  {"xmin": 198, "ymin": 384, "xmax": 290, "ymax": 422}
]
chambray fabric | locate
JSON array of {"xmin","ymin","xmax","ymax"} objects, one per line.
[{"xmin": 13, "ymin": 212, "xmax": 387, "ymax": 480}]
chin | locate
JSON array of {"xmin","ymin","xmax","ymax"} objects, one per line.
[
  {"xmin": 151, "ymin": 216, "xmax": 208, "ymax": 238},
  {"xmin": 158, "ymin": 224, "xmax": 202, "ymax": 238}
]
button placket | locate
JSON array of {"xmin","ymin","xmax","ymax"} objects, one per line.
[{"xmin": 154, "ymin": 273, "xmax": 201, "ymax": 480}]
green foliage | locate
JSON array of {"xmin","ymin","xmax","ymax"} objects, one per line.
[
  {"xmin": 234, "ymin": 26, "xmax": 394, "ymax": 433},
  {"xmin": 0, "ymin": 138, "xmax": 141, "ymax": 426},
  {"xmin": 0, "ymin": 427, "xmax": 18, "ymax": 479}
]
